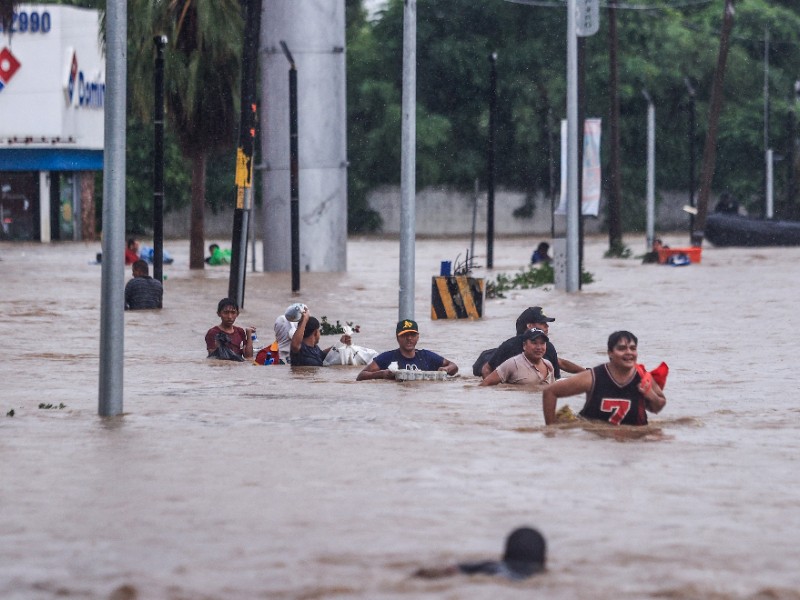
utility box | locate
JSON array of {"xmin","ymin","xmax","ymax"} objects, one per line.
[{"xmin": 431, "ymin": 276, "xmax": 484, "ymax": 319}]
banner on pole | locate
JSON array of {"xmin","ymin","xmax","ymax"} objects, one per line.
[
  {"xmin": 581, "ymin": 118, "xmax": 602, "ymax": 216},
  {"xmin": 555, "ymin": 118, "xmax": 602, "ymax": 216}
]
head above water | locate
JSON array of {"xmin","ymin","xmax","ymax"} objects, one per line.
[
  {"xmin": 303, "ymin": 316, "xmax": 321, "ymax": 338},
  {"xmin": 515, "ymin": 307, "xmax": 555, "ymax": 335},
  {"xmin": 502, "ymin": 527, "xmax": 546, "ymax": 577},
  {"xmin": 132, "ymin": 259, "xmax": 149, "ymax": 277},
  {"xmin": 607, "ymin": 330, "xmax": 638, "ymax": 352},
  {"xmin": 217, "ymin": 297, "xmax": 239, "ymax": 315}
]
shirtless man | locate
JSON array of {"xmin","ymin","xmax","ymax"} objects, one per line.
[
  {"xmin": 480, "ymin": 328, "xmax": 554, "ymax": 386},
  {"xmin": 542, "ymin": 330, "xmax": 666, "ymax": 425}
]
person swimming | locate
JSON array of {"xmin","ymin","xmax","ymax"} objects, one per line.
[{"xmin": 413, "ymin": 526, "xmax": 546, "ymax": 580}]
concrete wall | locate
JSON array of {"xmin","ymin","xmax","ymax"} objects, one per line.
[
  {"xmin": 366, "ymin": 185, "xmax": 697, "ymax": 237},
  {"xmin": 162, "ymin": 186, "xmax": 700, "ymax": 239}
]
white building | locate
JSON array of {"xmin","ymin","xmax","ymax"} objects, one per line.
[{"xmin": 0, "ymin": 4, "xmax": 104, "ymax": 242}]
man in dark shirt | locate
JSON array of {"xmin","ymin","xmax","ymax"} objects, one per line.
[
  {"xmin": 290, "ymin": 306, "xmax": 351, "ymax": 366},
  {"xmin": 356, "ymin": 319, "xmax": 458, "ymax": 380},
  {"xmin": 480, "ymin": 306, "xmax": 583, "ymax": 380},
  {"xmin": 124, "ymin": 260, "xmax": 163, "ymax": 310}
]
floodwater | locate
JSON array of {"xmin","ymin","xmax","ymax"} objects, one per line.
[{"xmin": 2, "ymin": 234, "xmax": 800, "ymax": 600}]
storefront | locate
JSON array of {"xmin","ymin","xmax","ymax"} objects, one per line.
[{"xmin": 0, "ymin": 4, "xmax": 104, "ymax": 242}]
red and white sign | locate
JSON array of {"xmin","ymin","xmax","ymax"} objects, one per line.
[{"xmin": 0, "ymin": 47, "xmax": 21, "ymax": 89}]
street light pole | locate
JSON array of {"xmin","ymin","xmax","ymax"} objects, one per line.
[{"xmin": 280, "ymin": 40, "xmax": 301, "ymax": 293}]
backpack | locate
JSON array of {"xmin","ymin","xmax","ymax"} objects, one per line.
[{"xmin": 472, "ymin": 348, "xmax": 497, "ymax": 377}]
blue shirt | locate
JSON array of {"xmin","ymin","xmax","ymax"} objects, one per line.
[{"xmin": 373, "ymin": 349, "xmax": 445, "ymax": 371}]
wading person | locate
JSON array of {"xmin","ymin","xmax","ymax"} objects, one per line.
[
  {"xmin": 205, "ymin": 298, "xmax": 255, "ymax": 361},
  {"xmin": 124, "ymin": 259, "xmax": 163, "ymax": 310},
  {"xmin": 479, "ymin": 328, "xmax": 554, "ymax": 387},
  {"xmin": 356, "ymin": 319, "xmax": 458, "ymax": 380},
  {"xmin": 480, "ymin": 306, "xmax": 583, "ymax": 380},
  {"xmin": 290, "ymin": 306, "xmax": 351, "ymax": 366},
  {"xmin": 541, "ymin": 330, "xmax": 666, "ymax": 426}
]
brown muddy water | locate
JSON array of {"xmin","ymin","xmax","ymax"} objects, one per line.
[{"xmin": 2, "ymin": 234, "xmax": 799, "ymax": 600}]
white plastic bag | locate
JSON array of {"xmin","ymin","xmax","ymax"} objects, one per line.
[{"xmin": 323, "ymin": 344, "xmax": 377, "ymax": 366}]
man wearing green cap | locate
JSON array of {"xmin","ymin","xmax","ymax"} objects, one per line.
[{"xmin": 356, "ymin": 319, "xmax": 458, "ymax": 380}]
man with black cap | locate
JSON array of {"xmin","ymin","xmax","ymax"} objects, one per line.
[
  {"xmin": 356, "ymin": 319, "xmax": 458, "ymax": 380},
  {"xmin": 413, "ymin": 526, "xmax": 546, "ymax": 580},
  {"xmin": 480, "ymin": 328, "xmax": 554, "ymax": 386},
  {"xmin": 479, "ymin": 306, "xmax": 583, "ymax": 380}
]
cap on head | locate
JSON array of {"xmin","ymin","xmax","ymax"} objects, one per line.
[
  {"xmin": 502, "ymin": 527, "xmax": 546, "ymax": 577},
  {"xmin": 515, "ymin": 306, "xmax": 555, "ymax": 335},
  {"xmin": 396, "ymin": 319, "xmax": 418, "ymax": 336},
  {"xmin": 522, "ymin": 328, "xmax": 549, "ymax": 343}
]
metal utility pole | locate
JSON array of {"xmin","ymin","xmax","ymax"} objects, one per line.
[
  {"xmin": 399, "ymin": 0, "xmax": 416, "ymax": 319},
  {"xmin": 694, "ymin": 0, "xmax": 735, "ymax": 246},
  {"xmin": 153, "ymin": 35, "xmax": 167, "ymax": 295},
  {"xmin": 486, "ymin": 51, "xmax": 497, "ymax": 269},
  {"xmin": 606, "ymin": 0, "xmax": 623, "ymax": 254},
  {"xmin": 763, "ymin": 28, "xmax": 773, "ymax": 218},
  {"xmin": 565, "ymin": 0, "xmax": 580, "ymax": 292},
  {"xmin": 229, "ymin": 0, "xmax": 263, "ymax": 306},
  {"xmin": 98, "ymin": 0, "xmax": 126, "ymax": 417},
  {"xmin": 280, "ymin": 40, "xmax": 300, "ymax": 293},
  {"xmin": 643, "ymin": 90, "xmax": 655, "ymax": 251},
  {"xmin": 685, "ymin": 77, "xmax": 696, "ymax": 243}
]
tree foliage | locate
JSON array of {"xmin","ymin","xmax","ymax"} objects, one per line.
[{"xmin": 347, "ymin": 0, "xmax": 800, "ymax": 231}]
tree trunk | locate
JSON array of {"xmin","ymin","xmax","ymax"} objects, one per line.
[
  {"xmin": 80, "ymin": 172, "xmax": 96, "ymax": 241},
  {"xmin": 693, "ymin": 0, "xmax": 735, "ymax": 246},
  {"xmin": 189, "ymin": 152, "xmax": 207, "ymax": 269},
  {"xmin": 607, "ymin": 2, "xmax": 623, "ymax": 253}
]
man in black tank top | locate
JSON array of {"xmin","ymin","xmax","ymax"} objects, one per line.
[{"xmin": 541, "ymin": 331, "xmax": 666, "ymax": 425}]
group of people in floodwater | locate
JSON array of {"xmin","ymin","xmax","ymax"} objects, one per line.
[{"xmin": 205, "ymin": 297, "xmax": 667, "ymax": 429}]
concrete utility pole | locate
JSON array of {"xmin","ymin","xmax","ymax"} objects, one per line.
[
  {"xmin": 399, "ymin": 0, "xmax": 416, "ymax": 319},
  {"xmin": 98, "ymin": 0, "xmax": 126, "ymax": 417}
]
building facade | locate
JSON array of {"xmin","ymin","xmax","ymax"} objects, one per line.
[{"xmin": 0, "ymin": 4, "xmax": 104, "ymax": 242}]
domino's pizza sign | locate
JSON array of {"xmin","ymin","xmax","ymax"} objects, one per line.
[
  {"xmin": 0, "ymin": 47, "xmax": 21, "ymax": 92},
  {"xmin": 63, "ymin": 47, "xmax": 104, "ymax": 109},
  {"xmin": 0, "ymin": 5, "xmax": 105, "ymax": 149}
]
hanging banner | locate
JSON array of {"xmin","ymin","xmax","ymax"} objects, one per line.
[
  {"xmin": 581, "ymin": 118, "xmax": 602, "ymax": 216},
  {"xmin": 555, "ymin": 118, "xmax": 602, "ymax": 216},
  {"xmin": 555, "ymin": 119, "xmax": 568, "ymax": 215}
]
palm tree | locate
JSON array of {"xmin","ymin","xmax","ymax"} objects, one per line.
[{"xmin": 127, "ymin": 0, "xmax": 243, "ymax": 269}]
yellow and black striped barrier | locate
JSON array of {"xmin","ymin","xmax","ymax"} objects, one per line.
[{"xmin": 431, "ymin": 276, "xmax": 484, "ymax": 320}]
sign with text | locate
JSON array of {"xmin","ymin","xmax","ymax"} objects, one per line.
[{"xmin": 576, "ymin": 0, "xmax": 600, "ymax": 37}]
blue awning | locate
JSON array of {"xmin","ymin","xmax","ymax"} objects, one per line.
[{"xmin": 0, "ymin": 148, "xmax": 103, "ymax": 171}]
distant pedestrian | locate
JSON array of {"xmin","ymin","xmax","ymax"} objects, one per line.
[{"xmin": 530, "ymin": 241, "xmax": 551, "ymax": 265}]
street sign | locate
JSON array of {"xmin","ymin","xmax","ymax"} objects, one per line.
[{"xmin": 576, "ymin": 0, "xmax": 599, "ymax": 37}]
